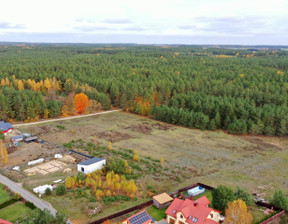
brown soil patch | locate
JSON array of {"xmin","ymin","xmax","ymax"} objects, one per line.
[
  {"xmin": 243, "ymin": 136, "xmax": 283, "ymax": 151},
  {"xmin": 95, "ymin": 131, "xmax": 132, "ymax": 143},
  {"xmin": 126, "ymin": 121, "xmax": 173, "ymax": 134}
]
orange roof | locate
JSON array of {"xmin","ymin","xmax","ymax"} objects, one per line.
[
  {"xmin": 195, "ymin": 195, "xmax": 210, "ymax": 206},
  {"xmin": 153, "ymin": 192, "xmax": 173, "ymax": 204},
  {"xmin": 165, "ymin": 196, "xmax": 219, "ymax": 224},
  {"xmin": 204, "ymin": 220, "xmax": 219, "ymax": 224}
]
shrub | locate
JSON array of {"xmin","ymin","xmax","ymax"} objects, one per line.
[
  {"xmin": 13, "ymin": 193, "xmax": 22, "ymax": 200},
  {"xmin": 25, "ymin": 201, "xmax": 36, "ymax": 209},
  {"xmin": 77, "ymin": 172, "xmax": 86, "ymax": 181},
  {"xmin": 107, "ymin": 158, "xmax": 126, "ymax": 174},
  {"xmin": 270, "ymin": 191, "xmax": 288, "ymax": 210},
  {"xmin": 45, "ymin": 188, "xmax": 52, "ymax": 195},
  {"xmin": 212, "ymin": 185, "xmax": 236, "ymax": 213},
  {"xmin": 234, "ymin": 187, "xmax": 254, "ymax": 206},
  {"xmin": 56, "ymin": 185, "xmax": 67, "ymax": 196}
]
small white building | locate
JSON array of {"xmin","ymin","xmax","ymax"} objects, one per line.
[{"xmin": 77, "ymin": 157, "xmax": 106, "ymax": 174}]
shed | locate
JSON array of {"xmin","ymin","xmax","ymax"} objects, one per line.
[
  {"xmin": 0, "ymin": 121, "xmax": 13, "ymax": 135},
  {"xmin": 77, "ymin": 157, "xmax": 106, "ymax": 174},
  {"xmin": 153, "ymin": 192, "xmax": 173, "ymax": 208},
  {"xmin": 11, "ymin": 135, "xmax": 23, "ymax": 142}
]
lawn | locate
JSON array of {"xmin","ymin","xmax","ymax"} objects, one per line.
[
  {"xmin": 0, "ymin": 184, "xmax": 11, "ymax": 204},
  {"xmin": 0, "ymin": 201, "xmax": 33, "ymax": 223},
  {"xmin": 147, "ymin": 205, "xmax": 167, "ymax": 221}
]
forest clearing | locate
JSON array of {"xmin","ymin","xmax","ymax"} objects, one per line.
[
  {"xmin": 19, "ymin": 111, "xmax": 288, "ymax": 196},
  {"xmin": 19, "ymin": 111, "xmax": 288, "ymax": 192}
]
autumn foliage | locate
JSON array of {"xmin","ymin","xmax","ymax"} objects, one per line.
[
  {"xmin": 75, "ymin": 93, "xmax": 90, "ymax": 114},
  {"xmin": 65, "ymin": 170, "xmax": 138, "ymax": 201},
  {"xmin": 225, "ymin": 199, "xmax": 252, "ymax": 224},
  {"xmin": 0, "ymin": 140, "xmax": 8, "ymax": 163}
]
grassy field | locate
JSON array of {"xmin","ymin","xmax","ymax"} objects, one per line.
[
  {"xmin": 0, "ymin": 201, "xmax": 33, "ymax": 222},
  {"xmin": 0, "ymin": 184, "xmax": 11, "ymax": 204},
  {"xmin": 18, "ymin": 111, "xmax": 288, "ymax": 222}
]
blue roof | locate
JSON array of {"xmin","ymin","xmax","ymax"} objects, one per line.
[
  {"xmin": 0, "ymin": 122, "xmax": 13, "ymax": 131},
  {"xmin": 78, "ymin": 157, "xmax": 105, "ymax": 166},
  {"xmin": 128, "ymin": 211, "xmax": 152, "ymax": 224},
  {"xmin": 11, "ymin": 135, "xmax": 23, "ymax": 140}
]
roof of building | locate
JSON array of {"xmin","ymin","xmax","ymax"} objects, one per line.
[
  {"xmin": 195, "ymin": 195, "xmax": 210, "ymax": 207},
  {"xmin": 125, "ymin": 210, "xmax": 152, "ymax": 224},
  {"xmin": 11, "ymin": 135, "xmax": 23, "ymax": 140},
  {"xmin": 153, "ymin": 192, "xmax": 173, "ymax": 204},
  {"xmin": 166, "ymin": 196, "xmax": 218, "ymax": 224},
  {"xmin": 0, "ymin": 121, "xmax": 13, "ymax": 132},
  {"xmin": 0, "ymin": 219, "xmax": 14, "ymax": 224},
  {"xmin": 203, "ymin": 220, "xmax": 219, "ymax": 224},
  {"xmin": 78, "ymin": 157, "xmax": 106, "ymax": 166}
]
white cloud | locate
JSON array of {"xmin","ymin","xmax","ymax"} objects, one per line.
[{"xmin": 0, "ymin": 0, "xmax": 287, "ymax": 44}]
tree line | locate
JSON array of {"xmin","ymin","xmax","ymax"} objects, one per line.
[{"xmin": 0, "ymin": 45, "xmax": 288, "ymax": 135}]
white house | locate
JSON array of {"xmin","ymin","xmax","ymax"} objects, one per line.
[{"xmin": 77, "ymin": 157, "xmax": 106, "ymax": 174}]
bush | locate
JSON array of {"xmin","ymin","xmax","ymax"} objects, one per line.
[
  {"xmin": 25, "ymin": 201, "xmax": 36, "ymax": 209},
  {"xmin": 234, "ymin": 187, "xmax": 254, "ymax": 206},
  {"xmin": 107, "ymin": 158, "xmax": 126, "ymax": 174},
  {"xmin": 56, "ymin": 185, "xmax": 67, "ymax": 196},
  {"xmin": 212, "ymin": 185, "xmax": 236, "ymax": 213},
  {"xmin": 45, "ymin": 188, "xmax": 52, "ymax": 195},
  {"xmin": 13, "ymin": 193, "xmax": 22, "ymax": 200},
  {"xmin": 270, "ymin": 191, "xmax": 288, "ymax": 210},
  {"xmin": 77, "ymin": 172, "xmax": 86, "ymax": 181}
]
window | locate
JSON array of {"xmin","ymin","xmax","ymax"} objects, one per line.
[
  {"xmin": 81, "ymin": 167, "xmax": 85, "ymax": 172},
  {"xmin": 173, "ymin": 210, "xmax": 177, "ymax": 214},
  {"xmin": 192, "ymin": 217, "xmax": 198, "ymax": 223}
]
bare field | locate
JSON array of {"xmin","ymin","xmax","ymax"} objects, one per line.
[{"xmin": 18, "ymin": 111, "xmax": 288, "ymax": 197}]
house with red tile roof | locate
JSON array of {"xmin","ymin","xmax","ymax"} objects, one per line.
[{"xmin": 165, "ymin": 196, "xmax": 222, "ymax": 224}]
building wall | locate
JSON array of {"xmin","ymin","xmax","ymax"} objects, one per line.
[
  {"xmin": 166, "ymin": 213, "xmax": 188, "ymax": 224},
  {"xmin": 77, "ymin": 160, "xmax": 106, "ymax": 174}
]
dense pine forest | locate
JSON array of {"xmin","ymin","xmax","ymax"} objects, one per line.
[{"xmin": 1, "ymin": 44, "xmax": 288, "ymax": 135}]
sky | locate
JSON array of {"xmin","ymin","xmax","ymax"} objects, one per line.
[{"xmin": 0, "ymin": 0, "xmax": 288, "ymax": 45}]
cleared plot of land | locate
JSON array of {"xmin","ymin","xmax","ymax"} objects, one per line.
[
  {"xmin": 0, "ymin": 201, "xmax": 33, "ymax": 222},
  {"xmin": 24, "ymin": 160, "xmax": 67, "ymax": 176},
  {"xmin": 18, "ymin": 112, "xmax": 288, "ymax": 221},
  {"xmin": 20, "ymin": 112, "xmax": 288, "ymax": 194}
]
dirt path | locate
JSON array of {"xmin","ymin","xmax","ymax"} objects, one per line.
[{"xmin": 13, "ymin": 110, "xmax": 121, "ymax": 127}]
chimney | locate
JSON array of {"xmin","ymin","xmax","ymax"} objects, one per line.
[
  {"xmin": 194, "ymin": 201, "xmax": 198, "ymax": 206},
  {"xmin": 190, "ymin": 196, "xmax": 194, "ymax": 201}
]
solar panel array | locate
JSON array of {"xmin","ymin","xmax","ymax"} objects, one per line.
[{"xmin": 129, "ymin": 211, "xmax": 151, "ymax": 224}]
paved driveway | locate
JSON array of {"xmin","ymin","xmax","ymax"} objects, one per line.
[{"xmin": 0, "ymin": 174, "xmax": 57, "ymax": 216}]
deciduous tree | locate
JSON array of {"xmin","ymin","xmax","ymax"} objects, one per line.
[{"xmin": 225, "ymin": 199, "xmax": 252, "ymax": 224}]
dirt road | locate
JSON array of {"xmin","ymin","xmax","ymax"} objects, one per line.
[{"xmin": 13, "ymin": 110, "xmax": 121, "ymax": 127}]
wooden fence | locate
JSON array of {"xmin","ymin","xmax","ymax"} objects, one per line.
[
  {"xmin": 90, "ymin": 183, "xmax": 286, "ymax": 224},
  {"xmin": 90, "ymin": 182, "xmax": 210, "ymax": 224}
]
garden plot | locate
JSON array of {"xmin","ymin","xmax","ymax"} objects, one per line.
[{"xmin": 24, "ymin": 160, "xmax": 67, "ymax": 175}]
